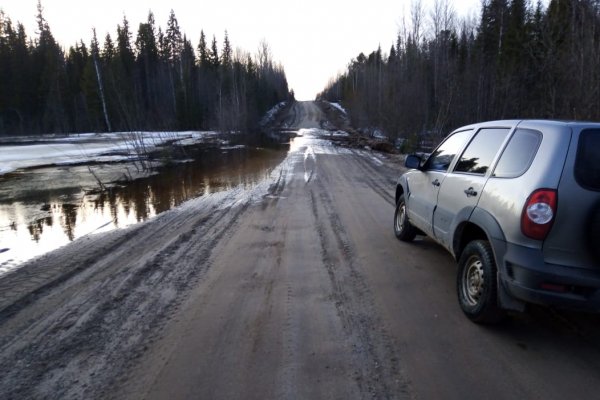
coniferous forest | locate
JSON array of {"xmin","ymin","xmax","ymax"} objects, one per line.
[
  {"xmin": 0, "ymin": 3, "xmax": 290, "ymax": 136},
  {"xmin": 319, "ymin": 0, "xmax": 600, "ymax": 146}
]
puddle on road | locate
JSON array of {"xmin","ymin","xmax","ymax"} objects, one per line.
[
  {"xmin": 0, "ymin": 144, "xmax": 287, "ymax": 272},
  {"xmin": 289, "ymin": 128, "xmax": 351, "ymax": 154}
]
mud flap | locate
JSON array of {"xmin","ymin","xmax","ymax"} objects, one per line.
[{"xmin": 497, "ymin": 274, "xmax": 526, "ymax": 312}]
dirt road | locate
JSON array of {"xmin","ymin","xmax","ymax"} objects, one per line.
[
  {"xmin": 281, "ymin": 100, "xmax": 325, "ymax": 129},
  {"xmin": 2, "ymin": 101, "xmax": 600, "ymax": 399}
]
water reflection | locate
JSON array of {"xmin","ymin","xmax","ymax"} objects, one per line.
[{"xmin": 0, "ymin": 145, "xmax": 287, "ymax": 271}]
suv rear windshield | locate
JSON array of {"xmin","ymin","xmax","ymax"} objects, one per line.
[{"xmin": 575, "ymin": 129, "xmax": 600, "ymax": 191}]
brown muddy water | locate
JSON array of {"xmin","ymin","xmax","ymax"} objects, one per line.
[{"xmin": 0, "ymin": 143, "xmax": 288, "ymax": 273}]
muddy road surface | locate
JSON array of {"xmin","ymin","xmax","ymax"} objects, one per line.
[
  {"xmin": 2, "ymin": 101, "xmax": 600, "ymax": 399},
  {"xmin": 281, "ymin": 101, "xmax": 326, "ymax": 129}
]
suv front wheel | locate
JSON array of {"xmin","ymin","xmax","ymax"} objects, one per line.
[
  {"xmin": 394, "ymin": 194, "xmax": 417, "ymax": 241},
  {"xmin": 457, "ymin": 240, "xmax": 505, "ymax": 323}
]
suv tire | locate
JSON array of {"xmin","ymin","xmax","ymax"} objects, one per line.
[
  {"xmin": 457, "ymin": 240, "xmax": 505, "ymax": 323},
  {"xmin": 394, "ymin": 194, "xmax": 417, "ymax": 242}
]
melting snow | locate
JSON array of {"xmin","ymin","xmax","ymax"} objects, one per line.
[
  {"xmin": 0, "ymin": 131, "xmax": 217, "ymax": 175},
  {"xmin": 260, "ymin": 101, "xmax": 288, "ymax": 126},
  {"xmin": 329, "ymin": 102, "xmax": 347, "ymax": 115}
]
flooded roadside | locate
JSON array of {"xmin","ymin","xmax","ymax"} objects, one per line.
[{"xmin": 0, "ymin": 142, "xmax": 288, "ymax": 273}]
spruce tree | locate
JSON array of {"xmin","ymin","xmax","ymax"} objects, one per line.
[
  {"xmin": 33, "ymin": 0, "xmax": 67, "ymax": 133},
  {"xmin": 165, "ymin": 10, "xmax": 182, "ymax": 65},
  {"xmin": 197, "ymin": 30, "xmax": 209, "ymax": 67},
  {"xmin": 102, "ymin": 33, "xmax": 115, "ymax": 62},
  {"xmin": 210, "ymin": 35, "xmax": 220, "ymax": 68},
  {"xmin": 222, "ymin": 31, "xmax": 232, "ymax": 68}
]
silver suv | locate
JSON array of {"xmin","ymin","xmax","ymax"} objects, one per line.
[{"xmin": 394, "ymin": 120, "xmax": 600, "ymax": 323}]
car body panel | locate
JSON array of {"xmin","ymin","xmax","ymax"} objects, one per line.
[
  {"xmin": 434, "ymin": 173, "xmax": 486, "ymax": 251},
  {"xmin": 479, "ymin": 121, "xmax": 572, "ymax": 249},
  {"xmin": 402, "ymin": 129, "xmax": 475, "ymax": 237},
  {"xmin": 403, "ymin": 170, "xmax": 443, "ymax": 236}
]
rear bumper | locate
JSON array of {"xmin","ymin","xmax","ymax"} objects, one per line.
[{"xmin": 498, "ymin": 241, "xmax": 600, "ymax": 310}]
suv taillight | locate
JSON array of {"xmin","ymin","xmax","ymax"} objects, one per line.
[{"xmin": 521, "ymin": 189, "xmax": 558, "ymax": 240}]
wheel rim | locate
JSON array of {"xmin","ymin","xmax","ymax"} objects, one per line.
[
  {"xmin": 395, "ymin": 203, "xmax": 406, "ymax": 233},
  {"xmin": 462, "ymin": 255, "xmax": 484, "ymax": 306}
]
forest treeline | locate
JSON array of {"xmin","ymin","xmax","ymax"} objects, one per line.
[
  {"xmin": 318, "ymin": 0, "xmax": 600, "ymax": 147},
  {"xmin": 0, "ymin": 3, "xmax": 290, "ymax": 135}
]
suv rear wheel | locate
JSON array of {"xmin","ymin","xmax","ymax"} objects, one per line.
[
  {"xmin": 394, "ymin": 194, "xmax": 417, "ymax": 241},
  {"xmin": 457, "ymin": 240, "xmax": 504, "ymax": 323}
]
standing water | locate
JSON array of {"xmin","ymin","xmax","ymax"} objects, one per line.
[{"xmin": 0, "ymin": 141, "xmax": 288, "ymax": 274}]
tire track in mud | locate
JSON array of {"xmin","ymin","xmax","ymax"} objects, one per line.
[
  {"xmin": 0, "ymin": 192, "xmax": 220, "ymax": 318},
  {"xmin": 309, "ymin": 177, "xmax": 412, "ymax": 400},
  {"xmin": 0, "ymin": 193, "xmax": 251, "ymax": 400},
  {"xmin": 350, "ymin": 151, "xmax": 398, "ymax": 207},
  {"xmin": 1, "ymin": 205, "xmax": 208, "ymax": 347},
  {"xmin": 0, "ymin": 225, "xmax": 145, "ymax": 319}
]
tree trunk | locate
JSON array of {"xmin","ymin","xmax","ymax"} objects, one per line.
[{"xmin": 93, "ymin": 53, "xmax": 112, "ymax": 132}]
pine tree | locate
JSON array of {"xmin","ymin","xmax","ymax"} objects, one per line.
[
  {"xmin": 0, "ymin": 14, "xmax": 32, "ymax": 134},
  {"xmin": 136, "ymin": 12, "xmax": 158, "ymax": 63},
  {"xmin": 113, "ymin": 15, "xmax": 136, "ymax": 129},
  {"xmin": 136, "ymin": 11, "xmax": 159, "ymax": 123},
  {"xmin": 65, "ymin": 41, "xmax": 89, "ymax": 130},
  {"xmin": 157, "ymin": 27, "xmax": 169, "ymax": 62},
  {"xmin": 33, "ymin": 0, "xmax": 67, "ymax": 132},
  {"xmin": 116, "ymin": 16, "xmax": 135, "ymax": 74},
  {"xmin": 165, "ymin": 10, "xmax": 182, "ymax": 65},
  {"xmin": 102, "ymin": 33, "xmax": 115, "ymax": 62},
  {"xmin": 222, "ymin": 31, "xmax": 232, "ymax": 68},
  {"xmin": 0, "ymin": 12, "xmax": 10, "ymax": 132},
  {"xmin": 210, "ymin": 35, "xmax": 220, "ymax": 68},
  {"xmin": 197, "ymin": 30, "xmax": 209, "ymax": 67},
  {"xmin": 178, "ymin": 36, "xmax": 197, "ymax": 128}
]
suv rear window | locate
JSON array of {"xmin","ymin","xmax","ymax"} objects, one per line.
[
  {"xmin": 575, "ymin": 129, "xmax": 600, "ymax": 191},
  {"xmin": 493, "ymin": 128, "xmax": 542, "ymax": 178}
]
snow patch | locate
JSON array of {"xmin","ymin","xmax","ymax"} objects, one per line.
[
  {"xmin": 372, "ymin": 129, "xmax": 387, "ymax": 140},
  {"xmin": 221, "ymin": 145, "xmax": 246, "ymax": 150},
  {"xmin": 0, "ymin": 131, "xmax": 218, "ymax": 176},
  {"xmin": 332, "ymin": 130, "xmax": 349, "ymax": 137},
  {"xmin": 260, "ymin": 101, "xmax": 287, "ymax": 126},
  {"xmin": 329, "ymin": 102, "xmax": 347, "ymax": 115},
  {"xmin": 369, "ymin": 155, "xmax": 384, "ymax": 166}
]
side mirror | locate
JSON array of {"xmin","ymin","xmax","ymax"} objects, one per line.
[{"xmin": 405, "ymin": 154, "xmax": 422, "ymax": 170}]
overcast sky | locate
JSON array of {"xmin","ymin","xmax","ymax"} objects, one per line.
[{"xmin": 1, "ymin": 0, "xmax": 481, "ymax": 100}]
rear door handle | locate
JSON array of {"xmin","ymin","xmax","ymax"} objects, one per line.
[
  {"xmin": 432, "ymin": 179, "xmax": 441, "ymax": 187},
  {"xmin": 464, "ymin": 187, "xmax": 478, "ymax": 197}
]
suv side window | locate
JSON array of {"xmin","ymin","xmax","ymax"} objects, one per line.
[
  {"xmin": 424, "ymin": 130, "xmax": 472, "ymax": 172},
  {"xmin": 454, "ymin": 128, "xmax": 510, "ymax": 175},
  {"xmin": 575, "ymin": 129, "xmax": 600, "ymax": 191},
  {"xmin": 493, "ymin": 128, "xmax": 542, "ymax": 178}
]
